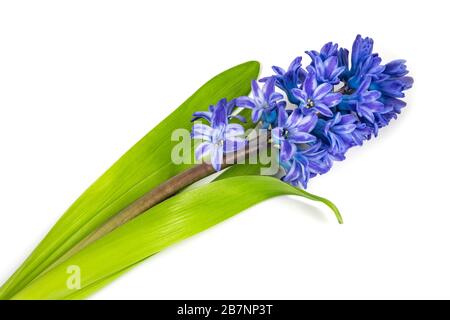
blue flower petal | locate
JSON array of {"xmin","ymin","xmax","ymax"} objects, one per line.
[
  {"xmin": 333, "ymin": 124, "xmax": 357, "ymax": 134},
  {"xmin": 291, "ymin": 88, "xmax": 307, "ymax": 104},
  {"xmin": 280, "ymin": 140, "xmax": 296, "ymax": 162},
  {"xmin": 304, "ymin": 73, "xmax": 317, "ymax": 95},
  {"xmin": 263, "ymin": 77, "xmax": 276, "ymax": 101},
  {"xmin": 314, "ymin": 102, "xmax": 334, "ymax": 117},
  {"xmin": 320, "ymin": 93, "xmax": 342, "ymax": 107},
  {"xmin": 191, "ymin": 123, "xmax": 213, "ymax": 141},
  {"xmin": 313, "ymin": 83, "xmax": 333, "ymax": 100},
  {"xmin": 235, "ymin": 97, "xmax": 256, "ymax": 109},
  {"xmin": 289, "ymin": 130, "xmax": 316, "ymax": 143},
  {"xmin": 252, "ymin": 108, "xmax": 263, "ymax": 123},
  {"xmin": 324, "ymin": 56, "xmax": 338, "ymax": 76},
  {"xmin": 224, "ymin": 137, "xmax": 246, "ymax": 153},
  {"xmin": 225, "ymin": 123, "xmax": 244, "ymax": 137},
  {"xmin": 191, "ymin": 111, "xmax": 212, "ymax": 122},
  {"xmin": 195, "ymin": 142, "xmax": 212, "ymax": 160},
  {"xmin": 211, "ymin": 144, "xmax": 223, "ymax": 171},
  {"xmin": 251, "ymin": 80, "xmax": 262, "ymax": 99},
  {"xmin": 272, "ymin": 66, "xmax": 285, "ymax": 75}
]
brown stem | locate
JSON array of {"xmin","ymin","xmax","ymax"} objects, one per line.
[{"xmin": 47, "ymin": 133, "xmax": 270, "ymax": 269}]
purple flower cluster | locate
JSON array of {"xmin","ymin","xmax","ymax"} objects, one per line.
[{"xmin": 191, "ymin": 35, "xmax": 413, "ymax": 188}]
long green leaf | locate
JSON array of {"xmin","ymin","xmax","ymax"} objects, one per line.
[
  {"xmin": 217, "ymin": 164, "xmax": 343, "ymax": 224},
  {"xmin": 11, "ymin": 176, "xmax": 340, "ymax": 300},
  {"xmin": 69, "ymin": 164, "xmax": 342, "ymax": 299},
  {"xmin": 63, "ymin": 260, "xmax": 146, "ymax": 300},
  {"xmin": 0, "ymin": 61, "xmax": 260, "ymax": 299}
]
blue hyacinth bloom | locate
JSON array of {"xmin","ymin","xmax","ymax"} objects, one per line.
[
  {"xmin": 348, "ymin": 53, "xmax": 386, "ymax": 89},
  {"xmin": 340, "ymin": 76, "xmax": 385, "ymax": 123},
  {"xmin": 191, "ymin": 35, "xmax": 413, "ymax": 189},
  {"xmin": 306, "ymin": 42, "xmax": 345, "ymax": 85},
  {"xmin": 271, "ymin": 108, "xmax": 317, "ymax": 162},
  {"xmin": 337, "ymin": 47, "xmax": 350, "ymax": 80},
  {"xmin": 261, "ymin": 57, "xmax": 307, "ymax": 104},
  {"xmin": 350, "ymin": 35, "xmax": 374, "ymax": 76},
  {"xmin": 369, "ymin": 59, "xmax": 413, "ymax": 130},
  {"xmin": 192, "ymin": 99, "xmax": 246, "ymax": 171},
  {"xmin": 338, "ymin": 35, "xmax": 376, "ymax": 84},
  {"xmin": 383, "ymin": 59, "xmax": 409, "ymax": 78},
  {"xmin": 322, "ymin": 113, "xmax": 359, "ymax": 156},
  {"xmin": 306, "ymin": 42, "xmax": 339, "ymax": 61},
  {"xmin": 192, "ymin": 98, "xmax": 246, "ymax": 124},
  {"xmin": 292, "ymin": 72, "xmax": 342, "ymax": 117},
  {"xmin": 370, "ymin": 76, "xmax": 414, "ymax": 99},
  {"xmin": 281, "ymin": 142, "xmax": 330, "ymax": 189},
  {"xmin": 307, "ymin": 55, "xmax": 346, "ymax": 85},
  {"xmin": 236, "ymin": 77, "xmax": 285, "ymax": 127}
]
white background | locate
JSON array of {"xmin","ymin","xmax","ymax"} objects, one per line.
[{"xmin": 0, "ymin": 1, "xmax": 449, "ymax": 299}]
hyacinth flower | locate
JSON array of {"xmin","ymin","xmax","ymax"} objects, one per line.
[
  {"xmin": 281, "ymin": 142, "xmax": 330, "ymax": 188},
  {"xmin": 348, "ymin": 53, "xmax": 385, "ymax": 89},
  {"xmin": 191, "ymin": 97, "xmax": 247, "ymax": 124},
  {"xmin": 306, "ymin": 41, "xmax": 339, "ymax": 61},
  {"xmin": 1, "ymin": 35, "xmax": 413, "ymax": 300},
  {"xmin": 306, "ymin": 43, "xmax": 346, "ymax": 85},
  {"xmin": 307, "ymin": 55, "xmax": 346, "ymax": 85},
  {"xmin": 236, "ymin": 77, "xmax": 285, "ymax": 127},
  {"xmin": 261, "ymin": 56, "xmax": 307, "ymax": 104},
  {"xmin": 192, "ymin": 99, "xmax": 246, "ymax": 171},
  {"xmin": 319, "ymin": 113, "xmax": 359, "ymax": 156},
  {"xmin": 349, "ymin": 35, "xmax": 374, "ymax": 79},
  {"xmin": 340, "ymin": 76, "xmax": 385, "ymax": 124},
  {"xmin": 271, "ymin": 108, "xmax": 317, "ymax": 161},
  {"xmin": 291, "ymin": 72, "xmax": 342, "ymax": 117}
]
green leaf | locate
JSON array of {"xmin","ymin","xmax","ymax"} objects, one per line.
[
  {"xmin": 0, "ymin": 61, "xmax": 260, "ymax": 299},
  {"xmin": 217, "ymin": 163, "xmax": 343, "ymax": 224},
  {"xmin": 62, "ymin": 259, "xmax": 147, "ymax": 300},
  {"xmin": 11, "ymin": 176, "xmax": 340, "ymax": 300}
]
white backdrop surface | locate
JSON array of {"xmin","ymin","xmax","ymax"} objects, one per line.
[{"xmin": 0, "ymin": 1, "xmax": 448, "ymax": 299}]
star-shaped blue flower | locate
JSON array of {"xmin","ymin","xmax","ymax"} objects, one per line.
[
  {"xmin": 306, "ymin": 42, "xmax": 345, "ymax": 85},
  {"xmin": 236, "ymin": 78, "xmax": 285, "ymax": 126},
  {"xmin": 350, "ymin": 35, "xmax": 374, "ymax": 76},
  {"xmin": 281, "ymin": 142, "xmax": 330, "ymax": 189},
  {"xmin": 260, "ymin": 57, "xmax": 307, "ymax": 104},
  {"xmin": 192, "ymin": 99, "xmax": 246, "ymax": 171},
  {"xmin": 322, "ymin": 113, "xmax": 358, "ymax": 156},
  {"xmin": 291, "ymin": 72, "xmax": 342, "ymax": 117},
  {"xmin": 306, "ymin": 42, "xmax": 339, "ymax": 61},
  {"xmin": 307, "ymin": 55, "xmax": 346, "ymax": 85},
  {"xmin": 348, "ymin": 53, "xmax": 386, "ymax": 89},
  {"xmin": 192, "ymin": 98, "xmax": 246, "ymax": 124},
  {"xmin": 271, "ymin": 108, "xmax": 317, "ymax": 162},
  {"xmin": 340, "ymin": 76, "xmax": 385, "ymax": 123}
]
